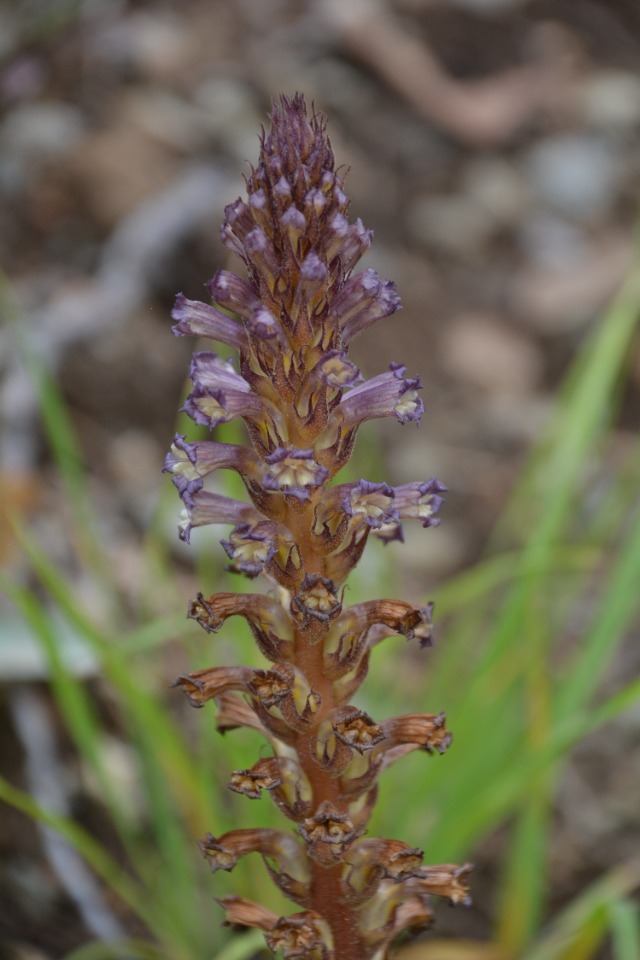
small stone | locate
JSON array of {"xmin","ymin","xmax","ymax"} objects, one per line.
[
  {"xmin": 518, "ymin": 214, "xmax": 590, "ymax": 270},
  {"xmin": 581, "ymin": 71, "xmax": 640, "ymax": 131},
  {"xmin": 67, "ymin": 117, "xmax": 178, "ymax": 224},
  {"xmin": 121, "ymin": 88, "xmax": 209, "ymax": 152},
  {"xmin": 88, "ymin": 11, "xmax": 194, "ymax": 83},
  {"xmin": 440, "ymin": 312, "xmax": 543, "ymax": 393},
  {"xmin": 0, "ymin": 102, "xmax": 84, "ymax": 162},
  {"xmin": 463, "ymin": 157, "xmax": 530, "ymax": 227},
  {"xmin": 525, "ymin": 134, "xmax": 620, "ymax": 223},
  {"xmin": 406, "ymin": 194, "xmax": 496, "ymax": 256},
  {"xmin": 193, "ymin": 78, "xmax": 262, "ymax": 158}
]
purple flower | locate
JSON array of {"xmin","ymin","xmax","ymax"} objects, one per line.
[
  {"xmin": 163, "ymin": 434, "xmax": 263, "ymax": 502},
  {"xmin": 328, "ymin": 362, "xmax": 424, "ymax": 436},
  {"xmin": 166, "ymin": 95, "xmax": 467, "ymax": 953},
  {"xmin": 171, "ymin": 293, "xmax": 248, "ymax": 350},
  {"xmin": 343, "ymin": 479, "xmax": 399, "ymax": 530},
  {"xmin": 178, "ymin": 490, "xmax": 260, "ymax": 544},
  {"xmin": 182, "ymin": 353, "xmax": 267, "ymax": 428},
  {"xmin": 263, "ymin": 448, "xmax": 329, "ymax": 501},
  {"xmin": 331, "ymin": 269, "xmax": 402, "ymax": 345},
  {"xmin": 393, "ymin": 478, "xmax": 447, "ymax": 527},
  {"xmin": 207, "ymin": 270, "xmax": 283, "ymax": 342},
  {"xmin": 221, "ymin": 522, "xmax": 278, "ymax": 578},
  {"xmin": 311, "ymin": 351, "xmax": 362, "ymax": 390}
]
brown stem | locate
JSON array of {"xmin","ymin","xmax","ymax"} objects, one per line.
[{"xmin": 288, "ymin": 498, "xmax": 368, "ymax": 959}]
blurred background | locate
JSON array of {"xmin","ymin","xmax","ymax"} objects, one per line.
[{"xmin": 1, "ymin": 1, "xmax": 640, "ymax": 959}]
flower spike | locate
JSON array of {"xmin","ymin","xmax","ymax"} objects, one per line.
[{"xmin": 166, "ymin": 93, "xmax": 468, "ymax": 960}]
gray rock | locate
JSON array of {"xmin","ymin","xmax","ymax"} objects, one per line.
[
  {"xmin": 0, "ymin": 102, "xmax": 84, "ymax": 162},
  {"xmin": 463, "ymin": 157, "xmax": 530, "ymax": 227},
  {"xmin": 581, "ymin": 71, "xmax": 640, "ymax": 131},
  {"xmin": 194, "ymin": 77, "xmax": 262, "ymax": 159},
  {"xmin": 406, "ymin": 194, "xmax": 496, "ymax": 256},
  {"xmin": 525, "ymin": 134, "xmax": 620, "ymax": 223},
  {"xmin": 519, "ymin": 214, "xmax": 590, "ymax": 270}
]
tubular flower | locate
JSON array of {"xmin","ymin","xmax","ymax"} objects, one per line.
[{"xmin": 167, "ymin": 94, "xmax": 471, "ymax": 960}]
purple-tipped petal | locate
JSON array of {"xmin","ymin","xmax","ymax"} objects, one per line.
[
  {"xmin": 373, "ymin": 521, "xmax": 406, "ymax": 545},
  {"xmin": 304, "ymin": 188, "xmax": 327, "ymax": 215},
  {"xmin": 181, "ymin": 385, "xmax": 264, "ymax": 429},
  {"xmin": 344, "ymin": 479, "xmax": 399, "ymax": 530},
  {"xmin": 244, "ymin": 226, "xmax": 279, "ymax": 274},
  {"xmin": 249, "ymin": 188, "xmax": 268, "ymax": 214},
  {"xmin": 206, "ymin": 269, "xmax": 260, "ymax": 321},
  {"xmin": 185, "ymin": 353, "xmax": 286, "ymax": 431},
  {"xmin": 189, "ymin": 352, "xmax": 251, "ymax": 393},
  {"xmin": 178, "ymin": 491, "xmax": 259, "ymax": 544},
  {"xmin": 274, "ymin": 175, "xmax": 292, "ymax": 199},
  {"xmin": 207, "ymin": 273, "xmax": 284, "ymax": 341},
  {"xmin": 246, "ymin": 305, "xmax": 282, "ymax": 341},
  {"xmin": 324, "ymin": 212, "xmax": 350, "ymax": 263},
  {"xmin": 281, "ymin": 205, "xmax": 306, "ymax": 233},
  {"xmin": 163, "ymin": 434, "xmax": 202, "ymax": 501},
  {"xmin": 312, "ymin": 351, "xmax": 362, "ymax": 390},
  {"xmin": 163, "ymin": 434, "xmax": 262, "ymax": 500},
  {"xmin": 300, "ymin": 251, "xmax": 328, "ymax": 283},
  {"xmin": 220, "ymin": 198, "xmax": 254, "ymax": 257},
  {"xmin": 334, "ymin": 270, "xmax": 402, "ymax": 345},
  {"xmin": 340, "ymin": 218, "xmax": 373, "ymax": 274},
  {"xmin": 392, "ymin": 479, "xmax": 447, "ymax": 527},
  {"xmin": 221, "ymin": 522, "xmax": 277, "ymax": 578},
  {"xmin": 171, "ymin": 294, "xmax": 247, "ymax": 350},
  {"xmin": 334, "ymin": 362, "xmax": 424, "ymax": 429},
  {"xmin": 263, "ymin": 448, "xmax": 329, "ymax": 501}
]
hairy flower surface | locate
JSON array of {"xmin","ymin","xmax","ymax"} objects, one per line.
[{"xmin": 168, "ymin": 94, "xmax": 470, "ymax": 960}]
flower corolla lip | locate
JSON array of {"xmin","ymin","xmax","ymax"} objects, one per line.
[
  {"xmin": 312, "ymin": 351, "xmax": 362, "ymax": 390},
  {"xmin": 181, "ymin": 355, "xmax": 264, "ymax": 428},
  {"xmin": 343, "ymin": 479, "xmax": 399, "ymax": 529},
  {"xmin": 163, "ymin": 434, "xmax": 203, "ymax": 501},
  {"xmin": 220, "ymin": 522, "xmax": 277, "ymax": 578},
  {"xmin": 263, "ymin": 447, "xmax": 329, "ymax": 500}
]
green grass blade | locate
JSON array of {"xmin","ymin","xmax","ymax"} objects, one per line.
[
  {"xmin": 0, "ymin": 774, "xmax": 155, "ymax": 933},
  {"xmin": 2, "ymin": 313, "xmax": 114, "ymax": 587},
  {"xmin": 62, "ymin": 940, "xmax": 170, "ymax": 960},
  {"xmin": 9, "ymin": 524, "xmax": 223, "ymax": 951},
  {"xmin": 1, "ymin": 576, "xmax": 136, "ymax": 844},
  {"xmin": 497, "ymin": 791, "xmax": 551, "ymax": 952},
  {"xmin": 506, "ymin": 263, "xmax": 640, "ymax": 544},
  {"xmin": 473, "ymin": 261, "xmax": 640, "ymax": 690},
  {"xmin": 13, "ymin": 521, "xmax": 213, "ymax": 826},
  {"xmin": 213, "ymin": 932, "xmax": 267, "ymax": 960},
  {"xmin": 609, "ymin": 899, "xmax": 640, "ymax": 960},
  {"xmin": 556, "ymin": 505, "xmax": 640, "ymax": 721},
  {"xmin": 522, "ymin": 860, "xmax": 640, "ymax": 960}
]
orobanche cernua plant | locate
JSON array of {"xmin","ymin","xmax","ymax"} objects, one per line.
[{"xmin": 164, "ymin": 94, "xmax": 472, "ymax": 959}]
